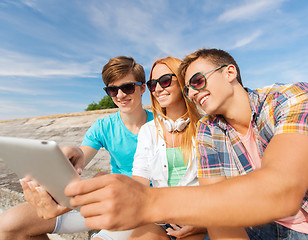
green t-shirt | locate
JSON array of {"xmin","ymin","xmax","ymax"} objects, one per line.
[{"xmin": 166, "ymin": 147, "xmax": 187, "ymax": 186}]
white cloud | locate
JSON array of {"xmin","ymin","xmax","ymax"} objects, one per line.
[
  {"xmin": 86, "ymin": 1, "xmax": 188, "ymax": 58},
  {"xmin": 218, "ymin": 0, "xmax": 286, "ymax": 22},
  {"xmin": 0, "ymin": 49, "xmax": 98, "ymax": 78},
  {"xmin": 38, "ymin": 99, "xmax": 85, "ymax": 109},
  {"xmin": 230, "ymin": 30, "xmax": 263, "ymax": 49},
  {"xmin": 0, "ymin": 86, "xmax": 47, "ymax": 95}
]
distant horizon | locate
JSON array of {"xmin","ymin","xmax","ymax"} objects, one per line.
[
  {"xmin": 1, "ymin": 0, "xmax": 308, "ymax": 121},
  {"xmin": 0, "ymin": 104, "xmax": 153, "ymax": 123}
]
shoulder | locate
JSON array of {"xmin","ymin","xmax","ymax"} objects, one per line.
[
  {"xmin": 254, "ymin": 82, "xmax": 308, "ymax": 101},
  {"xmin": 198, "ymin": 114, "xmax": 218, "ymax": 131},
  {"xmin": 137, "ymin": 120, "xmax": 159, "ymax": 145},
  {"xmin": 145, "ymin": 109, "xmax": 154, "ymax": 121},
  {"xmin": 96, "ymin": 111, "xmax": 119, "ymax": 123},
  {"xmin": 140, "ymin": 119, "xmax": 156, "ymax": 132},
  {"xmin": 90, "ymin": 111, "xmax": 120, "ymax": 129}
]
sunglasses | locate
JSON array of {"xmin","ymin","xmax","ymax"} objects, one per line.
[
  {"xmin": 183, "ymin": 65, "xmax": 227, "ymax": 101},
  {"xmin": 104, "ymin": 82, "xmax": 143, "ymax": 97},
  {"xmin": 146, "ymin": 73, "xmax": 175, "ymax": 92}
]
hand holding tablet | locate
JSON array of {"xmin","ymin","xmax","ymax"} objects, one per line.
[{"xmin": 0, "ymin": 136, "xmax": 81, "ymax": 209}]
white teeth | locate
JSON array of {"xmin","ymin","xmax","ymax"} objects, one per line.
[
  {"xmin": 200, "ymin": 96, "xmax": 209, "ymax": 105},
  {"xmin": 119, "ymin": 100, "xmax": 129, "ymax": 104},
  {"xmin": 158, "ymin": 95, "xmax": 167, "ymax": 99}
]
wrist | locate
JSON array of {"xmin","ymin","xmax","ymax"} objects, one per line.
[
  {"xmin": 143, "ymin": 187, "xmax": 173, "ymax": 225},
  {"xmin": 142, "ymin": 187, "xmax": 161, "ymax": 224}
]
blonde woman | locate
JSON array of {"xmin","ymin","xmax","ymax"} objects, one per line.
[{"xmin": 129, "ymin": 57, "xmax": 206, "ymax": 240}]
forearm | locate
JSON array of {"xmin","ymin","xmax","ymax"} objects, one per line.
[
  {"xmin": 147, "ymin": 169, "xmax": 305, "ymax": 227},
  {"xmin": 80, "ymin": 145, "xmax": 98, "ymax": 166}
]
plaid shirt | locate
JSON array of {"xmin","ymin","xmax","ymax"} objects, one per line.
[{"xmin": 197, "ymin": 82, "xmax": 308, "ymax": 213}]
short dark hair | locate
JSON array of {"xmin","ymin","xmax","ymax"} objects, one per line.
[
  {"xmin": 102, "ymin": 56, "xmax": 145, "ymax": 86},
  {"xmin": 179, "ymin": 48, "xmax": 242, "ymax": 86}
]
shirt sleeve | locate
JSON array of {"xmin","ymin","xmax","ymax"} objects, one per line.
[
  {"xmin": 132, "ymin": 124, "xmax": 153, "ymax": 180},
  {"xmin": 197, "ymin": 120, "xmax": 224, "ymax": 178},
  {"xmin": 81, "ymin": 119, "xmax": 105, "ymax": 150},
  {"xmin": 273, "ymin": 83, "xmax": 308, "ymax": 135}
]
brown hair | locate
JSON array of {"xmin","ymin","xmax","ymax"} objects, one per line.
[
  {"xmin": 149, "ymin": 56, "xmax": 201, "ymax": 163},
  {"xmin": 179, "ymin": 48, "xmax": 242, "ymax": 86},
  {"xmin": 102, "ymin": 56, "xmax": 145, "ymax": 86}
]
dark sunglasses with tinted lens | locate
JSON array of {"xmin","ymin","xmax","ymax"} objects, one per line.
[
  {"xmin": 104, "ymin": 82, "xmax": 143, "ymax": 97},
  {"xmin": 146, "ymin": 73, "xmax": 175, "ymax": 92},
  {"xmin": 183, "ymin": 65, "xmax": 227, "ymax": 101}
]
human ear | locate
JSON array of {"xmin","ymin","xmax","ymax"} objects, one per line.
[
  {"xmin": 140, "ymin": 84, "xmax": 146, "ymax": 95},
  {"xmin": 226, "ymin": 65, "xmax": 237, "ymax": 83}
]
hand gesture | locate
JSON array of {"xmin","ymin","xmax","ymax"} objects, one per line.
[
  {"xmin": 60, "ymin": 146, "xmax": 85, "ymax": 174},
  {"xmin": 20, "ymin": 177, "xmax": 71, "ymax": 219},
  {"xmin": 166, "ymin": 224, "xmax": 207, "ymax": 239}
]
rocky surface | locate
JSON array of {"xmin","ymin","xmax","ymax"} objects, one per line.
[{"xmin": 0, "ymin": 108, "xmax": 128, "ymax": 240}]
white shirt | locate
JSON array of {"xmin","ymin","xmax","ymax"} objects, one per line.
[{"xmin": 133, "ymin": 120, "xmax": 199, "ymax": 188}]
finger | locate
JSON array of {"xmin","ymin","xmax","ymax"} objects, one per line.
[
  {"xmin": 29, "ymin": 179, "xmax": 40, "ymax": 188},
  {"xmin": 167, "ymin": 226, "xmax": 190, "ymax": 238},
  {"xmin": 73, "ymin": 158, "xmax": 84, "ymax": 174},
  {"xmin": 20, "ymin": 178, "xmax": 28, "ymax": 189},
  {"xmin": 65, "ymin": 174, "xmax": 116, "ymax": 197},
  {"xmin": 70, "ymin": 187, "xmax": 106, "ymax": 207},
  {"xmin": 79, "ymin": 201, "xmax": 106, "ymax": 218},
  {"xmin": 170, "ymin": 224, "xmax": 181, "ymax": 230},
  {"xmin": 83, "ymin": 214, "xmax": 129, "ymax": 231},
  {"xmin": 35, "ymin": 186, "xmax": 54, "ymax": 202},
  {"xmin": 166, "ymin": 228, "xmax": 180, "ymax": 238},
  {"xmin": 84, "ymin": 215, "xmax": 116, "ymax": 231},
  {"xmin": 60, "ymin": 146, "xmax": 84, "ymax": 170}
]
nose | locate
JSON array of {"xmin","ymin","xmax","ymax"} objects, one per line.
[
  {"xmin": 188, "ymin": 87, "xmax": 199, "ymax": 101},
  {"xmin": 116, "ymin": 89, "xmax": 127, "ymax": 98},
  {"xmin": 154, "ymin": 82, "xmax": 164, "ymax": 92}
]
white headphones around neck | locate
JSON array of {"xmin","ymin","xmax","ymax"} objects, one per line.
[{"xmin": 159, "ymin": 115, "xmax": 190, "ymax": 132}]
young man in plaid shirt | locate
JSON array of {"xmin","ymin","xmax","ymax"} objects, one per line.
[{"xmin": 180, "ymin": 48, "xmax": 308, "ymax": 239}]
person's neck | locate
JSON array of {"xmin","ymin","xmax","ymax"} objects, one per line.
[
  {"xmin": 223, "ymin": 86, "xmax": 251, "ymax": 136},
  {"xmin": 165, "ymin": 101, "xmax": 187, "ymax": 121},
  {"xmin": 120, "ymin": 105, "xmax": 147, "ymax": 134}
]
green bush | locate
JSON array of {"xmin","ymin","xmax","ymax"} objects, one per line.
[{"xmin": 85, "ymin": 95, "xmax": 118, "ymax": 111}]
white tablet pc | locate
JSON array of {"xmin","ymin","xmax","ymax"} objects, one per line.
[{"xmin": 0, "ymin": 136, "xmax": 80, "ymax": 209}]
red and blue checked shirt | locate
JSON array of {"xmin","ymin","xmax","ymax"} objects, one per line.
[{"xmin": 197, "ymin": 82, "xmax": 308, "ymax": 213}]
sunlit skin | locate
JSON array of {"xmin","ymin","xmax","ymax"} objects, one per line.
[
  {"xmin": 151, "ymin": 63, "xmax": 186, "ymax": 119},
  {"xmin": 184, "ymin": 58, "xmax": 235, "ymax": 116},
  {"xmin": 109, "ymin": 73, "xmax": 145, "ymax": 115},
  {"xmin": 185, "ymin": 58, "xmax": 251, "ymax": 135}
]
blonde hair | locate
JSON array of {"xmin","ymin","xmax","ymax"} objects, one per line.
[{"xmin": 149, "ymin": 56, "xmax": 201, "ymax": 163}]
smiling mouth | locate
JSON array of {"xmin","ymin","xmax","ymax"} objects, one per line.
[
  {"xmin": 157, "ymin": 94, "xmax": 168, "ymax": 100},
  {"xmin": 199, "ymin": 95, "xmax": 209, "ymax": 105},
  {"xmin": 118, "ymin": 99, "xmax": 130, "ymax": 105}
]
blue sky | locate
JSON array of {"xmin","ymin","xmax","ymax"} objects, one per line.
[{"xmin": 1, "ymin": 0, "xmax": 308, "ymax": 121}]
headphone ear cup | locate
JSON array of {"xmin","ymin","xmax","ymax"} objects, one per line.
[
  {"xmin": 164, "ymin": 119, "xmax": 174, "ymax": 132},
  {"xmin": 174, "ymin": 118, "xmax": 187, "ymax": 131}
]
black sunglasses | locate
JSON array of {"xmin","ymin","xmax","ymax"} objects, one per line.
[
  {"xmin": 146, "ymin": 73, "xmax": 175, "ymax": 92},
  {"xmin": 104, "ymin": 82, "xmax": 143, "ymax": 97}
]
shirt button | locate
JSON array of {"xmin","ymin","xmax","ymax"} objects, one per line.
[{"xmin": 164, "ymin": 165, "xmax": 167, "ymax": 168}]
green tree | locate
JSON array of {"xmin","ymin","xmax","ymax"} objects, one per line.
[{"xmin": 85, "ymin": 95, "xmax": 118, "ymax": 111}]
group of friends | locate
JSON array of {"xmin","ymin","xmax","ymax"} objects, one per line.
[{"xmin": 0, "ymin": 48, "xmax": 307, "ymax": 240}]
